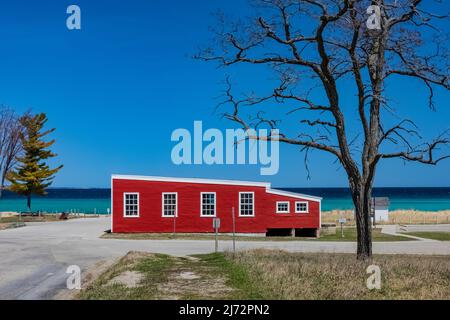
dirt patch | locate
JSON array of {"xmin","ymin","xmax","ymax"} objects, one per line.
[
  {"xmin": 176, "ymin": 271, "xmax": 200, "ymax": 280},
  {"xmin": 158, "ymin": 267, "xmax": 234, "ymax": 299},
  {"xmin": 108, "ymin": 271, "xmax": 144, "ymax": 288},
  {"xmin": 185, "ymin": 256, "xmax": 200, "ymax": 261}
]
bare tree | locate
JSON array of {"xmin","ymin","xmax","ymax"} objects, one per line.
[
  {"xmin": 0, "ymin": 106, "xmax": 23, "ymax": 198},
  {"xmin": 197, "ymin": 0, "xmax": 450, "ymax": 259}
]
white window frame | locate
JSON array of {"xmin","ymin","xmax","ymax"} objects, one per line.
[
  {"xmin": 276, "ymin": 201, "xmax": 290, "ymax": 214},
  {"xmin": 123, "ymin": 192, "xmax": 139, "ymax": 218},
  {"xmin": 200, "ymin": 192, "xmax": 216, "ymax": 217},
  {"xmin": 239, "ymin": 192, "xmax": 255, "ymax": 217},
  {"xmin": 295, "ymin": 201, "xmax": 309, "ymax": 214},
  {"xmin": 162, "ymin": 192, "xmax": 178, "ymax": 218}
]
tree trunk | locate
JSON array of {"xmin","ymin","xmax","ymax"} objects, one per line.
[
  {"xmin": 351, "ymin": 185, "xmax": 373, "ymax": 260},
  {"xmin": 0, "ymin": 174, "xmax": 6, "ymax": 199},
  {"xmin": 27, "ymin": 195, "xmax": 31, "ymax": 212}
]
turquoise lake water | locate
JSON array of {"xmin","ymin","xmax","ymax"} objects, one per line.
[
  {"xmin": 0, "ymin": 187, "xmax": 449, "ymax": 213},
  {"xmin": 1, "ymin": 198, "xmax": 450, "ymax": 213}
]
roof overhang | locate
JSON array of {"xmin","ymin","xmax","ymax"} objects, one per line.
[
  {"xmin": 112, "ymin": 174, "xmax": 270, "ymax": 188},
  {"xmin": 266, "ymin": 188, "xmax": 322, "ymax": 202}
]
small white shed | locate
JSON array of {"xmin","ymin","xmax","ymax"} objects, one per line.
[{"xmin": 372, "ymin": 197, "xmax": 390, "ymax": 223}]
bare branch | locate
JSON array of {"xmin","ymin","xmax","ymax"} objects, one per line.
[{"xmin": 380, "ymin": 132, "xmax": 450, "ymax": 165}]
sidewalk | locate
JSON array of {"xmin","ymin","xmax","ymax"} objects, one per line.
[{"xmin": 381, "ymin": 225, "xmax": 439, "ymax": 242}]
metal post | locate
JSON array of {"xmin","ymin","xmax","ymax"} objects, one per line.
[
  {"xmin": 212, "ymin": 218, "xmax": 220, "ymax": 253},
  {"xmin": 173, "ymin": 214, "xmax": 176, "ymax": 238},
  {"xmin": 215, "ymin": 224, "xmax": 218, "ymax": 253},
  {"xmin": 232, "ymin": 207, "xmax": 236, "ymax": 255}
]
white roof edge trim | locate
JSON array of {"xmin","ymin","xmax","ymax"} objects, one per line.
[
  {"xmin": 111, "ymin": 174, "xmax": 271, "ymax": 187},
  {"xmin": 266, "ymin": 188, "xmax": 322, "ymax": 202},
  {"xmin": 111, "ymin": 175, "xmax": 321, "ymax": 201}
]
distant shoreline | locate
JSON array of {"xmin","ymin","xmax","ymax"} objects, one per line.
[{"xmin": 0, "ymin": 187, "xmax": 449, "ymax": 213}]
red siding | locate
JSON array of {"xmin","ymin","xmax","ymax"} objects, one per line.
[{"xmin": 112, "ymin": 178, "xmax": 320, "ymax": 233}]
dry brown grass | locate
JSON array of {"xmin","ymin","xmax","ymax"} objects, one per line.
[
  {"xmin": 227, "ymin": 249, "xmax": 450, "ymax": 300},
  {"xmin": 389, "ymin": 210, "xmax": 450, "ymax": 224},
  {"xmin": 0, "ymin": 223, "xmax": 9, "ymax": 230},
  {"xmin": 322, "ymin": 210, "xmax": 450, "ymax": 225}
]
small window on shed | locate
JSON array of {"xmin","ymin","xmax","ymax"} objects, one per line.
[
  {"xmin": 295, "ymin": 201, "xmax": 309, "ymax": 213},
  {"xmin": 124, "ymin": 193, "xmax": 139, "ymax": 217},
  {"xmin": 276, "ymin": 201, "xmax": 290, "ymax": 213}
]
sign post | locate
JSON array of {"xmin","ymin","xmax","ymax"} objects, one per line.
[
  {"xmin": 213, "ymin": 218, "xmax": 220, "ymax": 253},
  {"xmin": 338, "ymin": 218, "xmax": 346, "ymax": 238}
]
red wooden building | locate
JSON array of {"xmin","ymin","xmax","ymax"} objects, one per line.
[{"xmin": 111, "ymin": 175, "xmax": 322, "ymax": 237}]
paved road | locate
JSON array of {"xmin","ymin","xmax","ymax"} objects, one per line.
[{"xmin": 0, "ymin": 217, "xmax": 449, "ymax": 299}]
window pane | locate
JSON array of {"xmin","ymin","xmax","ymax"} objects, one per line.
[
  {"xmin": 124, "ymin": 193, "xmax": 139, "ymax": 217},
  {"xmin": 163, "ymin": 193, "xmax": 177, "ymax": 216},
  {"xmin": 240, "ymin": 193, "xmax": 254, "ymax": 216},
  {"xmin": 201, "ymin": 193, "xmax": 216, "ymax": 216},
  {"xmin": 296, "ymin": 202, "xmax": 308, "ymax": 212}
]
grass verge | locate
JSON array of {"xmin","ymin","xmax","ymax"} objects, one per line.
[
  {"xmin": 318, "ymin": 227, "xmax": 412, "ymax": 241},
  {"xmin": 102, "ymin": 227, "xmax": 412, "ymax": 242},
  {"xmin": 78, "ymin": 251, "xmax": 258, "ymax": 300},
  {"xmin": 0, "ymin": 215, "xmax": 80, "ymax": 223},
  {"xmin": 78, "ymin": 249, "xmax": 449, "ymax": 300},
  {"xmin": 401, "ymin": 232, "xmax": 450, "ymax": 241}
]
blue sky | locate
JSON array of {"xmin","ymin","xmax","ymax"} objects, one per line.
[{"xmin": 0, "ymin": 0, "xmax": 448, "ymax": 188}]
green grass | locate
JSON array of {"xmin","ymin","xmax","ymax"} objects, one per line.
[
  {"xmin": 78, "ymin": 250, "xmax": 450, "ymax": 300},
  {"xmin": 102, "ymin": 228, "xmax": 412, "ymax": 242},
  {"xmin": 194, "ymin": 253, "xmax": 263, "ymax": 299},
  {"xmin": 401, "ymin": 232, "xmax": 450, "ymax": 241},
  {"xmin": 318, "ymin": 228, "xmax": 413, "ymax": 241},
  {"xmin": 102, "ymin": 232, "xmax": 298, "ymax": 241}
]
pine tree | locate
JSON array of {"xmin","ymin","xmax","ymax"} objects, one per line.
[{"xmin": 7, "ymin": 113, "xmax": 62, "ymax": 211}]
